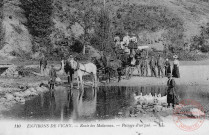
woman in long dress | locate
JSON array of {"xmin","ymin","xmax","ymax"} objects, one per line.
[
  {"xmin": 167, "ymin": 73, "xmax": 179, "ymax": 108},
  {"xmin": 172, "ymin": 55, "xmax": 180, "ymax": 78},
  {"xmin": 164, "ymin": 58, "xmax": 171, "ymax": 77}
]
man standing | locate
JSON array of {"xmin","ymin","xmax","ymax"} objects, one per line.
[
  {"xmin": 164, "ymin": 58, "xmax": 171, "ymax": 77},
  {"xmin": 129, "ymin": 33, "xmax": 138, "ymax": 55},
  {"xmin": 141, "ymin": 58, "xmax": 148, "ymax": 77},
  {"xmin": 149, "ymin": 56, "xmax": 157, "ymax": 77},
  {"xmin": 135, "ymin": 49, "xmax": 142, "ymax": 76},
  {"xmin": 157, "ymin": 54, "xmax": 164, "ymax": 78},
  {"xmin": 49, "ymin": 65, "xmax": 57, "ymax": 90},
  {"xmin": 40, "ymin": 54, "xmax": 47, "ymax": 76},
  {"xmin": 141, "ymin": 49, "xmax": 148, "ymax": 77},
  {"xmin": 65, "ymin": 55, "xmax": 75, "ymax": 88}
]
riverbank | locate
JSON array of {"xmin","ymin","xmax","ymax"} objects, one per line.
[
  {"xmin": 0, "ymin": 76, "xmax": 49, "ymax": 114},
  {"xmin": 108, "ymin": 65, "xmax": 209, "ymax": 86},
  {"xmin": 1, "ymin": 60, "xmax": 209, "ymax": 119}
]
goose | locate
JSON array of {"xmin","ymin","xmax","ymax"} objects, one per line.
[
  {"xmin": 134, "ymin": 93, "xmax": 147, "ymax": 105},
  {"xmin": 157, "ymin": 93, "xmax": 167, "ymax": 104},
  {"xmin": 145, "ymin": 93, "xmax": 154, "ymax": 104},
  {"xmin": 134, "ymin": 93, "xmax": 143, "ymax": 101},
  {"xmin": 153, "ymin": 93, "xmax": 158, "ymax": 104}
]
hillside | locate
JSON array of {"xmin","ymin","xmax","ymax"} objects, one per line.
[{"xmin": 0, "ymin": 0, "xmax": 209, "ymax": 60}]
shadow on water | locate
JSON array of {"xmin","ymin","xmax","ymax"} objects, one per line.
[{"xmin": 2, "ymin": 85, "xmax": 209, "ymax": 121}]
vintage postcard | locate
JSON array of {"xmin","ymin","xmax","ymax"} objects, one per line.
[{"xmin": 0, "ymin": 0, "xmax": 209, "ymax": 135}]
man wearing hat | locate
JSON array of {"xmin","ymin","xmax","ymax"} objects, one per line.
[
  {"xmin": 49, "ymin": 65, "xmax": 57, "ymax": 90},
  {"xmin": 149, "ymin": 56, "xmax": 157, "ymax": 77},
  {"xmin": 135, "ymin": 49, "xmax": 142, "ymax": 76},
  {"xmin": 167, "ymin": 73, "xmax": 178, "ymax": 108},
  {"xmin": 157, "ymin": 54, "xmax": 165, "ymax": 78}
]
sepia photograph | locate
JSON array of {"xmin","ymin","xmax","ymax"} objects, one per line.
[{"xmin": 0, "ymin": 0, "xmax": 209, "ymax": 134}]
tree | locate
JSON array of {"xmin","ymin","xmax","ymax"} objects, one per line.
[
  {"xmin": 0, "ymin": 0, "xmax": 4, "ymax": 49},
  {"xmin": 20, "ymin": 0, "xmax": 53, "ymax": 54},
  {"xmin": 82, "ymin": 8, "xmax": 97, "ymax": 54},
  {"xmin": 95, "ymin": 8, "xmax": 111, "ymax": 52}
]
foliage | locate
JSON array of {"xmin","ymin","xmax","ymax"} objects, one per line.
[
  {"xmin": 178, "ymin": 52, "xmax": 209, "ymax": 61},
  {"xmin": 94, "ymin": 8, "xmax": 112, "ymax": 52},
  {"xmin": 70, "ymin": 39, "xmax": 84, "ymax": 53},
  {"xmin": 74, "ymin": 53, "xmax": 90, "ymax": 61},
  {"xmin": 113, "ymin": 5, "xmax": 184, "ymax": 54},
  {"xmin": 16, "ymin": 66, "xmax": 38, "ymax": 77},
  {"xmin": 190, "ymin": 23, "xmax": 209, "ymax": 53},
  {"xmin": 20, "ymin": 0, "xmax": 53, "ymax": 53},
  {"xmin": 0, "ymin": 0, "xmax": 4, "ymax": 49}
]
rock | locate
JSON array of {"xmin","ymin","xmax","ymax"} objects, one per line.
[
  {"xmin": 36, "ymin": 86, "xmax": 49, "ymax": 93},
  {"xmin": 41, "ymin": 86, "xmax": 49, "ymax": 92},
  {"xmin": 0, "ymin": 98, "xmax": 6, "ymax": 102},
  {"xmin": 28, "ymin": 87, "xmax": 36, "ymax": 93},
  {"xmin": 15, "ymin": 97, "xmax": 21, "ymax": 102},
  {"xmin": 18, "ymin": 85, "xmax": 28, "ymax": 90},
  {"xmin": 1, "ymin": 65, "xmax": 18, "ymax": 77},
  {"xmin": 129, "ymin": 114, "xmax": 135, "ymax": 117},
  {"xmin": 36, "ymin": 87, "xmax": 43, "ymax": 93},
  {"xmin": 118, "ymin": 112, "xmax": 123, "ymax": 115},
  {"xmin": 23, "ymin": 90, "xmax": 32, "ymax": 97},
  {"xmin": 19, "ymin": 98, "xmax": 25, "ymax": 104},
  {"xmin": 13, "ymin": 92, "xmax": 24, "ymax": 97},
  {"xmin": 154, "ymin": 105, "xmax": 163, "ymax": 112},
  {"xmin": 4, "ymin": 94, "xmax": 14, "ymax": 101}
]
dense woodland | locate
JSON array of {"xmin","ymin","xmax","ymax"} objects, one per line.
[{"xmin": 0, "ymin": 0, "xmax": 209, "ymax": 60}]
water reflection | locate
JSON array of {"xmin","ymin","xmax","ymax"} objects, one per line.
[
  {"xmin": 2, "ymin": 85, "xmax": 209, "ymax": 120},
  {"xmin": 71, "ymin": 87, "xmax": 97, "ymax": 120}
]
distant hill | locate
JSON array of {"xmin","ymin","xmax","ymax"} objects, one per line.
[{"xmin": 1, "ymin": 0, "xmax": 209, "ymax": 59}]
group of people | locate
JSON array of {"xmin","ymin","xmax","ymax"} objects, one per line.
[
  {"xmin": 40, "ymin": 54, "xmax": 76, "ymax": 90},
  {"xmin": 113, "ymin": 32, "xmax": 180, "ymax": 79},
  {"xmin": 40, "ymin": 54, "xmax": 58, "ymax": 90},
  {"xmin": 114, "ymin": 32, "xmax": 180, "ymax": 108}
]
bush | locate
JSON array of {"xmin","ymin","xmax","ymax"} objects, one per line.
[
  {"xmin": 177, "ymin": 52, "xmax": 209, "ymax": 61},
  {"xmin": 70, "ymin": 40, "xmax": 84, "ymax": 53},
  {"xmin": 16, "ymin": 66, "xmax": 38, "ymax": 77},
  {"xmin": 200, "ymin": 45, "xmax": 209, "ymax": 52}
]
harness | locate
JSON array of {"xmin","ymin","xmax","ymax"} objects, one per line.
[{"xmin": 74, "ymin": 61, "xmax": 92, "ymax": 74}]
